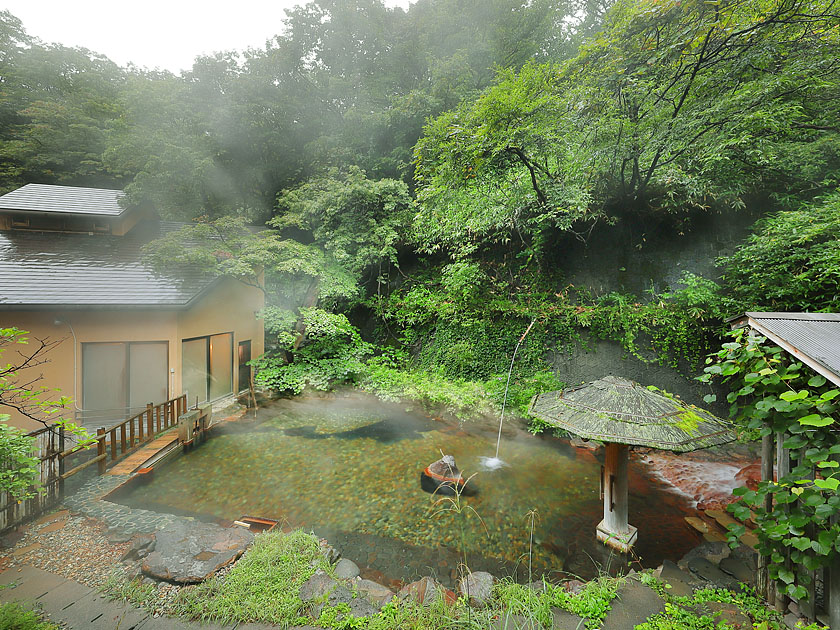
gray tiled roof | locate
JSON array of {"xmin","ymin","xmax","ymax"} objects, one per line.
[
  {"xmin": 0, "ymin": 184, "xmax": 125, "ymax": 216},
  {"xmin": 0, "ymin": 221, "xmax": 217, "ymax": 308},
  {"xmin": 739, "ymin": 312, "xmax": 840, "ymax": 385}
]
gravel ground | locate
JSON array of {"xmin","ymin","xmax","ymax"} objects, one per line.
[{"xmin": 0, "ymin": 508, "xmax": 130, "ymax": 589}]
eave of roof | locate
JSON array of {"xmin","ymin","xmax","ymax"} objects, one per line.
[
  {"xmin": 0, "ymin": 183, "xmax": 126, "ymax": 217},
  {"xmin": 730, "ymin": 311, "xmax": 840, "ymax": 387}
]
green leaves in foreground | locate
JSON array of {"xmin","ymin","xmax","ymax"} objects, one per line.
[{"xmin": 702, "ymin": 329, "xmax": 840, "ymax": 604}]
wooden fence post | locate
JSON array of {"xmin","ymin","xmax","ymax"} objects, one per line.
[
  {"xmin": 776, "ymin": 431, "xmax": 791, "ymax": 613},
  {"xmin": 758, "ymin": 431, "xmax": 774, "ymax": 602},
  {"xmin": 96, "ymin": 428, "xmax": 106, "ymax": 475},
  {"xmin": 146, "ymin": 403, "xmax": 153, "ymax": 440},
  {"xmin": 58, "ymin": 425, "xmax": 65, "ymax": 498},
  {"xmin": 798, "ymin": 447, "xmax": 817, "ymax": 621},
  {"xmin": 830, "ymin": 556, "xmax": 840, "ymax": 630}
]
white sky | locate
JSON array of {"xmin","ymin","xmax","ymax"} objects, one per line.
[{"xmin": 2, "ymin": 0, "xmax": 414, "ymax": 73}]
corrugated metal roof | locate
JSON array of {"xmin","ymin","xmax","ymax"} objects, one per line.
[
  {"xmin": 0, "ymin": 221, "xmax": 217, "ymax": 308},
  {"xmin": 0, "ymin": 184, "xmax": 125, "ymax": 216},
  {"xmin": 741, "ymin": 312, "xmax": 840, "ymax": 386}
]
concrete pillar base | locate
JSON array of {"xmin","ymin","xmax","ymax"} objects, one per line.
[{"xmin": 597, "ymin": 520, "xmax": 638, "ymax": 553}]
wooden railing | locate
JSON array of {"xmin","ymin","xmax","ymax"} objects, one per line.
[
  {"xmin": 59, "ymin": 394, "xmax": 188, "ymax": 480},
  {"xmin": 1, "ymin": 394, "xmax": 189, "ymax": 534}
]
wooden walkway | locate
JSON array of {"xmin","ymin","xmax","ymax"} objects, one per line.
[{"xmin": 106, "ymin": 429, "xmax": 179, "ymax": 475}]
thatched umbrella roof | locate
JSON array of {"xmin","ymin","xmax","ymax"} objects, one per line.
[{"xmin": 528, "ymin": 375, "xmax": 735, "ymax": 452}]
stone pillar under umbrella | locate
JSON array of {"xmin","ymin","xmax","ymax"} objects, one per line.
[{"xmin": 528, "ymin": 375, "xmax": 736, "ymax": 553}]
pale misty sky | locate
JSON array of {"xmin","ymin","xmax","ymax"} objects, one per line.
[{"xmin": 2, "ymin": 0, "xmax": 414, "ymax": 73}]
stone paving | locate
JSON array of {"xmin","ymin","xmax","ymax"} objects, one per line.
[{"xmin": 63, "ymin": 473, "xmax": 189, "ymax": 534}]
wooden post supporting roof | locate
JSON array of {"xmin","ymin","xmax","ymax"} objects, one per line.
[{"xmin": 596, "ymin": 443, "xmax": 637, "ymax": 552}]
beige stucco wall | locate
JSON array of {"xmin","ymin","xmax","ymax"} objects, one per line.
[
  {"xmin": 176, "ymin": 278, "xmax": 265, "ymax": 405},
  {"xmin": 0, "ymin": 278, "xmax": 263, "ymax": 432}
]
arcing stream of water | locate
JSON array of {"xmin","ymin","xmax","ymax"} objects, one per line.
[{"xmin": 479, "ymin": 319, "xmax": 537, "ymax": 472}]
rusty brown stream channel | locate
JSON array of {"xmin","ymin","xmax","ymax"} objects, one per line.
[{"xmin": 108, "ymin": 391, "xmax": 703, "ymax": 587}]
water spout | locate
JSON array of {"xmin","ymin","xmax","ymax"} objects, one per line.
[{"xmin": 480, "ymin": 319, "xmax": 536, "ymax": 470}]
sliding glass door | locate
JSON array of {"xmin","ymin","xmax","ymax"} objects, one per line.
[
  {"xmin": 81, "ymin": 341, "xmax": 168, "ymax": 426},
  {"xmin": 181, "ymin": 333, "xmax": 233, "ymax": 404}
]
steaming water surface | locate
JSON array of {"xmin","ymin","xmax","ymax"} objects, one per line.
[{"xmin": 111, "ymin": 392, "xmax": 703, "ymax": 585}]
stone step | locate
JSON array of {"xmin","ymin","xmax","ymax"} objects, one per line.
[{"xmin": 600, "ymin": 577, "xmax": 664, "ymax": 630}]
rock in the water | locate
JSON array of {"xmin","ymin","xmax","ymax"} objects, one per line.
[
  {"xmin": 141, "ymin": 521, "xmax": 254, "ymax": 584},
  {"xmin": 428, "ymin": 455, "xmax": 462, "ymax": 479},
  {"xmin": 335, "ymin": 558, "xmax": 360, "ymax": 579},
  {"xmin": 600, "ymin": 577, "xmax": 664, "ymax": 630},
  {"xmin": 355, "ymin": 579, "xmax": 395, "ymax": 608},
  {"xmin": 398, "ymin": 577, "xmax": 454, "ymax": 605},
  {"xmin": 458, "ymin": 571, "xmax": 494, "ymax": 607}
]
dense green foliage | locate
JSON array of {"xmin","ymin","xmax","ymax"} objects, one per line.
[
  {"xmin": 701, "ymin": 329, "xmax": 840, "ymax": 603},
  {"xmin": 413, "ymin": 0, "xmax": 839, "ymax": 260},
  {"xmin": 3, "ymin": 0, "xmax": 840, "ymax": 422},
  {"xmin": 721, "ymin": 192, "xmax": 840, "ymax": 312}
]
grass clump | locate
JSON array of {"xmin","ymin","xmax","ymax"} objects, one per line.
[
  {"xmin": 102, "ymin": 568, "xmax": 158, "ymax": 609},
  {"xmin": 172, "ymin": 529, "xmax": 329, "ymax": 626},
  {"xmin": 0, "ymin": 602, "xmax": 59, "ymax": 630},
  {"xmin": 493, "ymin": 574, "xmax": 623, "ymax": 629}
]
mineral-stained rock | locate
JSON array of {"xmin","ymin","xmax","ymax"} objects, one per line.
[
  {"xmin": 458, "ymin": 571, "xmax": 494, "ymax": 607},
  {"xmin": 735, "ymin": 463, "xmax": 763, "ymax": 491},
  {"xmin": 141, "ymin": 521, "xmax": 254, "ymax": 584},
  {"xmin": 335, "ymin": 558, "xmax": 360, "ymax": 579},
  {"xmin": 398, "ymin": 576, "xmax": 455, "ymax": 605},
  {"xmin": 355, "ymin": 578, "xmax": 395, "ymax": 607}
]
